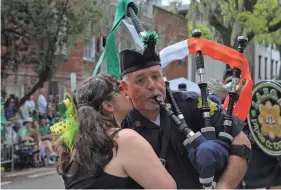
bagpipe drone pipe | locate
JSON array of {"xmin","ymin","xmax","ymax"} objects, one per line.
[{"xmin": 126, "ymin": 2, "xmax": 253, "ymax": 189}]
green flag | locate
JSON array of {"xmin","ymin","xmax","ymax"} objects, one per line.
[{"xmin": 93, "ymin": 0, "xmax": 138, "ymax": 79}]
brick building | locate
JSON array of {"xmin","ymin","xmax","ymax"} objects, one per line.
[
  {"xmin": 153, "ymin": 6, "xmax": 188, "ymax": 80},
  {"xmin": 2, "ymin": 2, "xmax": 188, "ymax": 101}
]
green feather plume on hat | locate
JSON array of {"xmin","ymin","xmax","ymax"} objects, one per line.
[{"xmin": 141, "ymin": 31, "xmax": 159, "ymax": 46}]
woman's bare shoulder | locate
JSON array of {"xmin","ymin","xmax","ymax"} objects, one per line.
[
  {"xmin": 115, "ymin": 128, "xmax": 143, "ymax": 141},
  {"xmin": 114, "ymin": 129, "xmax": 149, "ymax": 148}
]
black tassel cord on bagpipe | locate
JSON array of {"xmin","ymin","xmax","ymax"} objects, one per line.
[{"xmin": 127, "ymin": 3, "xmax": 247, "ymax": 189}]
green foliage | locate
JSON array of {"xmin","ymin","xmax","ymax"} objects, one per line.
[
  {"xmin": 188, "ymin": 24, "xmax": 215, "ymax": 40},
  {"xmin": 237, "ymin": 0, "xmax": 280, "ymax": 35},
  {"xmin": 189, "ymin": 0, "xmax": 281, "ymax": 48},
  {"xmin": 1, "ymin": 0, "xmax": 108, "ymax": 104},
  {"xmin": 237, "ymin": 0, "xmax": 281, "ymax": 47}
]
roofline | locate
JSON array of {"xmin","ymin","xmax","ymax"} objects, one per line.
[{"xmin": 153, "ymin": 5, "xmax": 187, "ymax": 20}]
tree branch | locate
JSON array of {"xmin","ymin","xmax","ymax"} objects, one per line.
[
  {"xmin": 268, "ymin": 20, "xmax": 281, "ymax": 33},
  {"xmin": 246, "ymin": 31, "xmax": 255, "ymax": 46},
  {"xmin": 243, "ymin": 0, "xmax": 258, "ymax": 12},
  {"xmin": 19, "ymin": 69, "xmax": 51, "ymax": 105},
  {"xmin": 1, "ymin": 28, "xmax": 21, "ymax": 36},
  {"xmin": 235, "ymin": 0, "xmax": 239, "ymax": 10},
  {"xmin": 45, "ymin": 0, "xmax": 69, "ymax": 69},
  {"xmin": 208, "ymin": 13, "xmax": 229, "ymax": 36},
  {"xmin": 19, "ymin": 0, "xmax": 69, "ymax": 106}
]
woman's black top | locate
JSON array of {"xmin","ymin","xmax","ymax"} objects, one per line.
[
  {"xmin": 62, "ymin": 128, "xmax": 141, "ymax": 189},
  {"xmin": 63, "ymin": 163, "xmax": 139, "ymax": 189}
]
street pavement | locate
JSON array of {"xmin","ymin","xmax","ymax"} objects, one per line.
[
  {"xmin": 1, "ymin": 166, "xmax": 269, "ymax": 189},
  {"xmin": 1, "ymin": 166, "xmax": 64, "ymax": 189}
]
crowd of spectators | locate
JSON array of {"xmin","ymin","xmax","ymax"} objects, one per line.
[{"xmin": 1, "ymin": 88, "xmax": 61, "ymax": 167}]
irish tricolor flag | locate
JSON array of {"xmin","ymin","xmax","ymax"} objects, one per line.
[{"xmin": 160, "ymin": 38, "xmax": 254, "ymax": 121}]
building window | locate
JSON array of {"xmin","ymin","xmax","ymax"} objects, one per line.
[
  {"xmin": 95, "ymin": 36, "xmax": 106, "ymax": 53},
  {"xmin": 258, "ymin": 55, "xmax": 262, "ymax": 79},
  {"xmin": 49, "ymin": 81, "xmax": 58, "ymax": 97},
  {"xmin": 83, "ymin": 37, "xmax": 96, "ymax": 61},
  {"xmin": 271, "ymin": 59, "xmax": 274, "ymax": 79},
  {"xmin": 265, "ymin": 57, "xmax": 268, "ymax": 79}
]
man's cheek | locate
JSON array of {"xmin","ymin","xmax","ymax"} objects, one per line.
[{"xmin": 130, "ymin": 87, "xmax": 140, "ymax": 95}]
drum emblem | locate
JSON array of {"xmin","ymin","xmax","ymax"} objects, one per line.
[{"xmin": 248, "ymin": 81, "xmax": 281, "ymax": 156}]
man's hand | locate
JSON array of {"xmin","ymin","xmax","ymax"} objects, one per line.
[
  {"xmin": 216, "ymin": 131, "xmax": 251, "ymax": 189},
  {"xmin": 41, "ymin": 135, "xmax": 53, "ymax": 141},
  {"xmin": 48, "ymin": 135, "xmax": 54, "ymax": 141},
  {"xmin": 8, "ymin": 117, "xmax": 17, "ymax": 122},
  {"xmin": 29, "ymin": 137, "xmax": 35, "ymax": 142},
  {"xmin": 5, "ymin": 121, "xmax": 12, "ymax": 125}
]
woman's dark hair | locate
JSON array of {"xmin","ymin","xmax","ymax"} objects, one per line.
[
  {"xmin": 4, "ymin": 97, "xmax": 12, "ymax": 108},
  {"xmin": 54, "ymin": 142, "xmax": 71, "ymax": 176},
  {"xmin": 55, "ymin": 73, "xmax": 122, "ymax": 176}
]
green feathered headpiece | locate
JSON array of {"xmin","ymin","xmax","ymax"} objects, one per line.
[
  {"xmin": 50, "ymin": 93, "xmax": 78, "ymax": 152},
  {"xmin": 141, "ymin": 31, "xmax": 159, "ymax": 47},
  {"xmin": 141, "ymin": 31, "xmax": 160, "ymax": 63}
]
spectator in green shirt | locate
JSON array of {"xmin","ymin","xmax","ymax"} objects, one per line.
[
  {"xmin": 39, "ymin": 116, "xmax": 56, "ymax": 164},
  {"xmin": 18, "ymin": 117, "xmax": 41, "ymax": 166},
  {"xmin": 1, "ymin": 104, "xmax": 7, "ymax": 142},
  {"xmin": 18, "ymin": 117, "xmax": 36, "ymax": 142}
]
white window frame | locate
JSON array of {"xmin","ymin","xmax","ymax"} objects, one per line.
[{"xmin": 83, "ymin": 37, "xmax": 96, "ymax": 61}]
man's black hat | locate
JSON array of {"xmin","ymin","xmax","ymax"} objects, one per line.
[
  {"xmin": 120, "ymin": 32, "xmax": 161, "ymax": 77},
  {"xmin": 178, "ymin": 83, "xmax": 187, "ymax": 91}
]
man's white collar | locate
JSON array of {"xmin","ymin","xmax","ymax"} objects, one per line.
[{"xmin": 151, "ymin": 114, "xmax": 160, "ymax": 126}]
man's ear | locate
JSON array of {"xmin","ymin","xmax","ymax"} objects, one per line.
[
  {"xmin": 120, "ymin": 80, "xmax": 128, "ymax": 91},
  {"xmin": 102, "ymin": 101, "xmax": 113, "ymax": 112}
]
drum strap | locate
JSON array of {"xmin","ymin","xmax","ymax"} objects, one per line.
[{"xmin": 231, "ymin": 144, "xmax": 252, "ymax": 165}]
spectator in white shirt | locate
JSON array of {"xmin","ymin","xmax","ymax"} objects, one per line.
[
  {"xmin": 37, "ymin": 88, "xmax": 47, "ymax": 116},
  {"xmin": 24, "ymin": 95, "xmax": 35, "ymax": 119}
]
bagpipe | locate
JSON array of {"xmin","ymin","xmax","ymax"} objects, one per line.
[{"xmin": 126, "ymin": 2, "xmax": 253, "ymax": 189}]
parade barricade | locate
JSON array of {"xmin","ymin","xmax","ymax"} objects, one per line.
[{"xmin": 1, "ymin": 124, "xmax": 16, "ymax": 172}]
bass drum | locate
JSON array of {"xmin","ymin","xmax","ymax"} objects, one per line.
[
  {"xmin": 241, "ymin": 80, "xmax": 281, "ymax": 189},
  {"xmin": 247, "ymin": 80, "xmax": 281, "ymax": 156}
]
